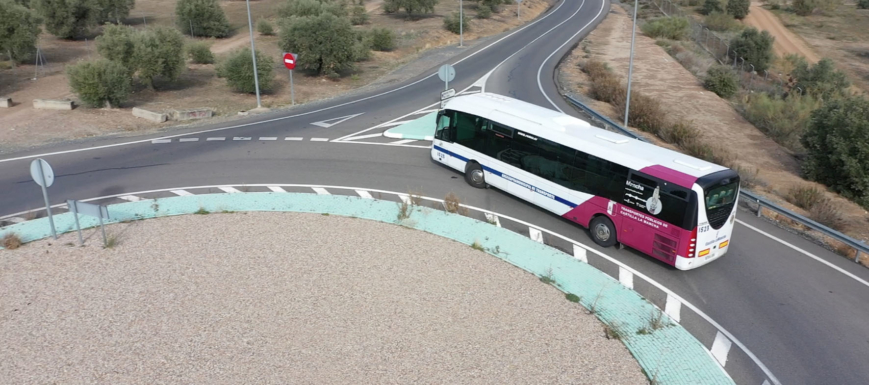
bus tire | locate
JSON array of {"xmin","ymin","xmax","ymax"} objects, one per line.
[
  {"xmin": 589, "ymin": 216, "xmax": 617, "ymax": 248},
  {"xmin": 465, "ymin": 162, "xmax": 487, "ymax": 189}
]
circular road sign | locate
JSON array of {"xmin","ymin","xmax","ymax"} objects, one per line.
[
  {"xmin": 438, "ymin": 64, "xmax": 456, "ymax": 83},
  {"xmin": 283, "ymin": 52, "xmax": 298, "ymax": 70},
  {"xmin": 30, "ymin": 158, "xmax": 54, "ymax": 188}
]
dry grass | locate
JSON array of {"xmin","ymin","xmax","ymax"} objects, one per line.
[
  {"xmin": 2, "ymin": 233, "xmax": 23, "ymax": 249},
  {"xmin": 580, "ymin": 60, "xmax": 666, "ymax": 135},
  {"xmin": 443, "ymin": 192, "xmax": 469, "ymax": 216},
  {"xmin": 808, "ymin": 198, "xmax": 845, "ymax": 231},
  {"xmin": 786, "ymin": 185, "xmax": 825, "ymax": 210}
]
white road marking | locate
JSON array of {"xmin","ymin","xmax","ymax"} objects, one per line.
[
  {"xmin": 398, "ymin": 195, "xmax": 411, "ymax": 205},
  {"xmin": 284, "ymin": 137, "xmax": 303, "ymax": 141},
  {"xmin": 333, "ymin": 141, "xmax": 431, "ymax": 149},
  {"xmin": 218, "ymin": 187, "xmax": 242, "ymax": 193},
  {"xmin": 310, "ymin": 138, "xmax": 329, "ymax": 142},
  {"xmin": 341, "ymin": 133, "xmax": 383, "ymax": 141},
  {"xmin": 6, "ymin": 217, "xmax": 26, "ymax": 224},
  {"xmin": 118, "ymin": 195, "xmax": 142, "ymax": 202},
  {"xmin": 179, "ymin": 138, "xmax": 199, "ymax": 142},
  {"xmin": 233, "ymin": 137, "xmax": 251, "ymax": 141},
  {"xmin": 312, "ymin": 187, "xmax": 329, "ymax": 195},
  {"xmin": 170, "ymin": 189, "xmax": 192, "ymax": 196},
  {"xmin": 415, "ymin": 109, "xmax": 438, "ymax": 115},
  {"xmin": 206, "ymin": 137, "xmax": 225, "ymax": 141},
  {"xmin": 665, "ymin": 294, "xmax": 682, "ymax": 323},
  {"xmin": 378, "ymin": 120, "xmax": 414, "ymax": 128},
  {"xmin": 529, "ymin": 228, "xmax": 544, "ymax": 243},
  {"xmin": 151, "ymin": 139, "xmax": 171, "ymax": 144},
  {"xmin": 310, "ymin": 113, "xmax": 364, "ymax": 128},
  {"xmin": 389, "ymin": 139, "xmax": 416, "ymax": 145},
  {"xmin": 259, "ymin": 137, "xmax": 277, "ymax": 141},
  {"xmin": 484, "ymin": 213, "xmax": 501, "ymax": 227},
  {"xmin": 736, "ymin": 219, "xmax": 869, "ymax": 288},
  {"xmin": 710, "ymin": 331, "xmax": 733, "ymax": 367},
  {"xmin": 573, "ymin": 244, "xmax": 588, "ymax": 263},
  {"xmin": 618, "ymin": 267, "xmax": 634, "ymax": 289},
  {"xmin": 267, "ymin": 186, "xmax": 286, "ymax": 192},
  {"xmin": 355, "ymin": 190, "xmax": 374, "ymax": 199}
]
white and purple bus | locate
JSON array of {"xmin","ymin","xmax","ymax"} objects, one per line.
[{"xmin": 432, "ymin": 93, "xmax": 739, "ymax": 270}]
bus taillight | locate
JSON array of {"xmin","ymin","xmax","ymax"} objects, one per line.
[{"xmin": 686, "ymin": 227, "xmax": 698, "ymax": 258}]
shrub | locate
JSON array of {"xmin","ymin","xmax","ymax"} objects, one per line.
[
  {"xmin": 279, "ymin": 0, "xmax": 347, "ymax": 18},
  {"xmin": 681, "ymin": 139, "xmax": 733, "ymax": 166},
  {"xmin": 443, "ymin": 11, "xmax": 468, "ymax": 34},
  {"xmin": 384, "ymin": 0, "xmax": 438, "ymax": 18},
  {"xmin": 350, "ymin": 5, "xmax": 369, "ymax": 25},
  {"xmin": 581, "ymin": 60, "xmax": 665, "ymax": 135},
  {"xmin": 859, "ymin": 0, "xmax": 869, "ymax": 9},
  {"xmin": 791, "ymin": 58, "xmax": 850, "ymax": 101},
  {"xmin": 801, "ymin": 97, "xmax": 869, "ymax": 208},
  {"xmin": 742, "ymin": 93, "xmax": 818, "ymax": 152},
  {"xmin": 704, "ymin": 11, "xmax": 740, "ymax": 31},
  {"xmin": 370, "ymin": 28, "xmax": 396, "ymax": 51},
  {"xmin": 96, "ymin": 0, "xmax": 136, "ymax": 24},
  {"xmin": 67, "ymin": 58, "xmax": 131, "ymax": 108},
  {"xmin": 278, "ymin": 13, "xmax": 356, "ymax": 75},
  {"xmin": 641, "ymin": 16, "xmax": 690, "ymax": 40},
  {"xmin": 730, "ymin": 27, "xmax": 775, "ymax": 72},
  {"xmin": 659, "ymin": 120, "xmax": 700, "ymax": 146},
  {"xmin": 176, "ymin": 0, "xmax": 232, "ymax": 38},
  {"xmin": 476, "ymin": 4, "xmax": 492, "ymax": 18},
  {"xmin": 34, "ymin": 0, "xmax": 99, "ymax": 39},
  {"xmin": 704, "ymin": 65, "xmax": 739, "ymax": 98},
  {"xmin": 217, "ymin": 47, "xmax": 275, "ymax": 93},
  {"xmin": 792, "ymin": 0, "xmax": 815, "ymax": 15},
  {"xmin": 134, "ymin": 26, "xmax": 186, "ymax": 88},
  {"xmin": 701, "ymin": 0, "xmax": 723, "ymax": 14},
  {"xmin": 809, "ymin": 198, "xmax": 845, "ymax": 230},
  {"xmin": 187, "ymin": 41, "xmax": 214, "ymax": 64},
  {"xmin": 2, "ymin": 233, "xmax": 22, "ymax": 249},
  {"xmin": 95, "ymin": 23, "xmax": 137, "ymax": 73},
  {"xmin": 0, "ymin": 1, "xmax": 42, "ymax": 63},
  {"xmin": 353, "ymin": 39, "xmax": 371, "ymax": 61},
  {"xmin": 726, "ymin": 0, "xmax": 750, "ymax": 19},
  {"xmin": 256, "ymin": 18, "xmax": 275, "ymax": 36},
  {"xmin": 786, "ymin": 185, "xmax": 824, "ymax": 210}
]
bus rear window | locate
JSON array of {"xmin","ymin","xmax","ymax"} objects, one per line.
[{"xmin": 705, "ymin": 182, "xmax": 738, "ymax": 210}]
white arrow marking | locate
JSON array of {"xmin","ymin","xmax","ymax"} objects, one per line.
[{"xmin": 310, "ymin": 113, "xmax": 364, "ymax": 128}]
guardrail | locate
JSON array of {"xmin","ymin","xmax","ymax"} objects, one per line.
[{"xmin": 564, "ymin": 94, "xmax": 869, "ymax": 264}]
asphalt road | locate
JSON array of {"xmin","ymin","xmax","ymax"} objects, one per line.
[{"xmin": 2, "ymin": 1, "xmax": 869, "ymax": 384}]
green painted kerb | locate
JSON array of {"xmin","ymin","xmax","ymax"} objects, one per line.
[
  {"xmin": 384, "ymin": 112, "xmax": 437, "ymax": 140},
  {"xmin": 0, "ymin": 193, "xmax": 733, "ymax": 385}
]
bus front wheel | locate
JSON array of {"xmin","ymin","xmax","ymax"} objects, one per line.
[
  {"xmin": 589, "ymin": 216, "xmax": 617, "ymax": 248},
  {"xmin": 465, "ymin": 163, "xmax": 487, "ymax": 189}
]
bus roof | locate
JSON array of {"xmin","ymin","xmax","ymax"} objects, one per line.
[{"xmin": 443, "ymin": 93, "xmax": 729, "ymax": 180}]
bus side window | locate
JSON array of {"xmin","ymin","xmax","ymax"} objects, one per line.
[{"xmin": 435, "ymin": 111, "xmax": 452, "ymax": 141}]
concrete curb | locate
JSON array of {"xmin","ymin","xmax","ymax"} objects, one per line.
[
  {"xmin": 132, "ymin": 107, "xmax": 168, "ymax": 123},
  {"xmin": 1, "ymin": 192, "xmax": 733, "ymax": 385}
]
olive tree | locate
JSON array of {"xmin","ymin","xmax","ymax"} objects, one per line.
[
  {"xmin": 0, "ymin": 0, "xmax": 41, "ymax": 63},
  {"xmin": 67, "ymin": 58, "xmax": 131, "ymax": 108},
  {"xmin": 278, "ymin": 13, "xmax": 356, "ymax": 76}
]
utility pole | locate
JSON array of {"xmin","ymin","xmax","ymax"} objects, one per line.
[
  {"xmin": 624, "ymin": 0, "xmax": 639, "ymax": 128},
  {"xmin": 245, "ymin": 0, "xmax": 262, "ymax": 109}
]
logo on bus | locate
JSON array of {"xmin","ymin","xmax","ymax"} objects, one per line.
[
  {"xmin": 626, "ymin": 180, "xmax": 645, "ymax": 191},
  {"xmin": 645, "ymin": 186, "xmax": 663, "ymax": 215}
]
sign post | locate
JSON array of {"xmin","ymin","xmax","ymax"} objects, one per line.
[
  {"xmin": 283, "ymin": 52, "xmax": 298, "ymax": 105},
  {"xmin": 437, "ymin": 64, "xmax": 456, "ymax": 91},
  {"xmin": 516, "ymin": 0, "xmax": 523, "ymax": 19},
  {"xmin": 67, "ymin": 200, "xmax": 110, "ymax": 247},
  {"xmin": 29, "ymin": 158, "xmax": 57, "ymax": 240}
]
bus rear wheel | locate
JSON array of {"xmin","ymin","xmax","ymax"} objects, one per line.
[
  {"xmin": 465, "ymin": 162, "xmax": 487, "ymax": 189},
  {"xmin": 589, "ymin": 216, "xmax": 617, "ymax": 248}
]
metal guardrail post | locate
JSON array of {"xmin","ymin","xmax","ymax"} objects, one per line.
[{"xmin": 756, "ymin": 200, "xmax": 763, "ymax": 217}]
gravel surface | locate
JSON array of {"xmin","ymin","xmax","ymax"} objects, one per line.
[{"xmin": 1, "ymin": 213, "xmax": 647, "ymax": 384}]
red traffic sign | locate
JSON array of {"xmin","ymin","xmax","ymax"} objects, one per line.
[{"xmin": 283, "ymin": 52, "xmax": 297, "ymax": 70}]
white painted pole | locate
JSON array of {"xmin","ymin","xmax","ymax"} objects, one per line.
[
  {"xmin": 459, "ymin": 0, "xmax": 464, "ymax": 47},
  {"xmin": 290, "ymin": 69, "xmax": 295, "ymax": 105},
  {"xmin": 36, "ymin": 162, "xmax": 57, "ymax": 240},
  {"xmin": 624, "ymin": 0, "xmax": 638, "ymax": 128},
  {"xmin": 245, "ymin": 0, "xmax": 262, "ymax": 109}
]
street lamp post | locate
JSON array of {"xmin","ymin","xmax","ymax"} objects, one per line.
[
  {"xmin": 460, "ymin": 0, "xmax": 464, "ymax": 47},
  {"xmin": 624, "ymin": 0, "xmax": 639, "ymax": 128},
  {"xmin": 245, "ymin": 0, "xmax": 262, "ymax": 109}
]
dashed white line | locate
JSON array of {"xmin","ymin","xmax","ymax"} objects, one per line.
[
  {"xmin": 206, "ymin": 137, "xmax": 225, "ymax": 141},
  {"xmin": 118, "ymin": 195, "xmax": 142, "ymax": 202},
  {"xmin": 312, "ymin": 187, "xmax": 330, "ymax": 195},
  {"xmin": 268, "ymin": 186, "xmax": 286, "ymax": 192},
  {"xmin": 665, "ymin": 294, "xmax": 682, "ymax": 323},
  {"xmin": 484, "ymin": 213, "xmax": 501, "ymax": 227},
  {"xmin": 170, "ymin": 189, "xmax": 192, "ymax": 196},
  {"xmin": 151, "ymin": 139, "xmax": 171, "ymax": 144},
  {"xmin": 529, "ymin": 228, "xmax": 544, "ymax": 243},
  {"xmin": 259, "ymin": 137, "xmax": 277, "ymax": 141},
  {"xmin": 389, "ymin": 139, "xmax": 416, "ymax": 145},
  {"xmin": 572, "ymin": 244, "xmax": 588, "ymax": 263},
  {"xmin": 310, "ymin": 138, "xmax": 329, "ymax": 142},
  {"xmin": 341, "ymin": 133, "xmax": 383, "ymax": 141},
  {"xmin": 233, "ymin": 137, "xmax": 251, "ymax": 141},
  {"xmin": 356, "ymin": 190, "xmax": 374, "ymax": 199},
  {"xmin": 284, "ymin": 137, "xmax": 303, "ymax": 141},
  {"xmin": 618, "ymin": 267, "xmax": 634, "ymax": 290},
  {"xmin": 710, "ymin": 331, "xmax": 733, "ymax": 367},
  {"xmin": 218, "ymin": 187, "xmax": 242, "ymax": 193},
  {"xmin": 179, "ymin": 138, "xmax": 199, "ymax": 142}
]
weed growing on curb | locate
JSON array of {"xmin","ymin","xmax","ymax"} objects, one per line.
[
  {"xmin": 539, "ymin": 275, "xmax": 556, "ymax": 285},
  {"xmin": 322, "ymin": 213, "xmax": 330, "ymax": 216},
  {"xmin": 397, "ymin": 199, "xmax": 411, "ymax": 221},
  {"xmin": 443, "ymin": 192, "xmax": 469, "ymax": 216},
  {"xmin": 104, "ymin": 233, "xmax": 120, "ymax": 249},
  {"xmin": 588, "ymin": 286, "xmax": 608, "ymax": 315},
  {"xmin": 151, "ymin": 202, "xmax": 160, "ymax": 212},
  {"xmin": 471, "ymin": 240, "xmax": 484, "ymax": 251},
  {"xmin": 566, "ymin": 293, "xmax": 581, "ymax": 303},
  {"xmin": 194, "ymin": 208, "xmax": 210, "ymax": 215},
  {"xmin": 2, "ymin": 233, "xmax": 23, "ymax": 249},
  {"xmin": 604, "ymin": 321, "xmax": 625, "ymax": 340}
]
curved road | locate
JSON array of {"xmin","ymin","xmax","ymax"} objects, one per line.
[{"xmin": 2, "ymin": 1, "xmax": 869, "ymax": 384}]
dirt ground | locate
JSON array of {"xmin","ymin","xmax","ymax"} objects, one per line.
[
  {"xmin": 557, "ymin": 5, "xmax": 869, "ymax": 244},
  {"xmin": 742, "ymin": 2, "xmax": 820, "ymax": 63},
  {"xmin": 0, "ymin": 0, "xmax": 553, "ymax": 152}
]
